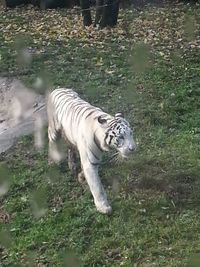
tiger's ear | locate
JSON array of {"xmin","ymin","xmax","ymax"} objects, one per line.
[
  {"xmin": 98, "ymin": 115, "xmax": 107, "ymax": 125},
  {"xmin": 115, "ymin": 112, "xmax": 124, "ymax": 118}
]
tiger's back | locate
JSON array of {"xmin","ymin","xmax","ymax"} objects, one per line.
[{"xmin": 47, "ymin": 88, "xmax": 107, "ymax": 149}]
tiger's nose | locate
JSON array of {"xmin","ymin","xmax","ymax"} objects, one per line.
[{"xmin": 129, "ymin": 145, "xmax": 136, "ymax": 152}]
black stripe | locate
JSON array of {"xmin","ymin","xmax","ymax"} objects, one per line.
[
  {"xmin": 71, "ymin": 101, "xmax": 82, "ymax": 109},
  {"xmin": 59, "ymin": 98, "xmax": 71, "ymax": 118},
  {"xmin": 109, "ymin": 121, "xmax": 117, "ymax": 128},
  {"xmin": 82, "ymin": 107, "xmax": 94, "ymax": 116},
  {"xmin": 85, "ymin": 109, "xmax": 97, "ymax": 119},
  {"xmin": 73, "ymin": 103, "xmax": 82, "ymax": 114},
  {"xmin": 76, "ymin": 106, "xmax": 93, "ymax": 125},
  {"xmin": 69, "ymin": 101, "xmax": 81, "ymax": 114},
  {"xmin": 72, "ymin": 102, "xmax": 88, "ymax": 124},
  {"xmin": 69, "ymin": 101, "xmax": 82, "ymax": 126},
  {"xmin": 63, "ymin": 98, "xmax": 78, "ymax": 113},
  {"xmin": 53, "ymin": 91, "xmax": 66, "ymax": 99},
  {"xmin": 74, "ymin": 107, "xmax": 84, "ymax": 123},
  {"xmin": 54, "ymin": 92, "xmax": 68, "ymax": 105},
  {"xmin": 71, "ymin": 102, "xmax": 82, "ymax": 123},
  {"xmin": 108, "ymin": 135, "xmax": 114, "ymax": 145},
  {"xmin": 55, "ymin": 95, "xmax": 70, "ymax": 110},
  {"xmin": 94, "ymin": 132, "xmax": 103, "ymax": 152}
]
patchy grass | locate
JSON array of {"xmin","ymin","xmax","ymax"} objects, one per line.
[{"xmin": 1, "ymin": 2, "xmax": 200, "ymax": 267}]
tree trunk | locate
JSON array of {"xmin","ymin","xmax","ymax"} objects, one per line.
[
  {"xmin": 111, "ymin": 0, "xmax": 120, "ymax": 26},
  {"xmin": 94, "ymin": 0, "xmax": 104, "ymax": 26},
  {"xmin": 98, "ymin": 0, "xmax": 120, "ymax": 28},
  {"xmin": 80, "ymin": 0, "xmax": 92, "ymax": 26},
  {"xmin": 39, "ymin": 0, "xmax": 69, "ymax": 9},
  {"xmin": 4, "ymin": 0, "xmax": 30, "ymax": 7}
]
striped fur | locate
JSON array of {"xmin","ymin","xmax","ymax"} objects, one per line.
[{"xmin": 47, "ymin": 88, "xmax": 136, "ymax": 214}]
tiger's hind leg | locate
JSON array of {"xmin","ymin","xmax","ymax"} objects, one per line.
[
  {"xmin": 47, "ymin": 98, "xmax": 63, "ymax": 165},
  {"xmin": 68, "ymin": 147, "xmax": 78, "ymax": 176},
  {"xmin": 48, "ymin": 126, "xmax": 62, "ymax": 165},
  {"xmin": 78, "ymin": 169, "xmax": 85, "ymax": 184},
  {"xmin": 68, "ymin": 148, "xmax": 77, "ymax": 174},
  {"xmin": 67, "ymin": 145, "xmax": 85, "ymax": 182}
]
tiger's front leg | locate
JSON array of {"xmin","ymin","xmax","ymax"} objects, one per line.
[
  {"xmin": 68, "ymin": 147, "xmax": 78, "ymax": 176},
  {"xmin": 79, "ymin": 151, "xmax": 112, "ymax": 214},
  {"xmin": 84, "ymin": 163, "xmax": 112, "ymax": 214}
]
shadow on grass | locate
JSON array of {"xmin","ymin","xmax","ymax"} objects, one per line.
[{"xmin": 124, "ymin": 157, "xmax": 200, "ymax": 208}]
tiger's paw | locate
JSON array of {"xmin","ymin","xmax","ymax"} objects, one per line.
[
  {"xmin": 48, "ymin": 157, "xmax": 54, "ymax": 166},
  {"xmin": 48, "ymin": 150, "xmax": 63, "ymax": 164},
  {"xmin": 96, "ymin": 204, "xmax": 112, "ymax": 215}
]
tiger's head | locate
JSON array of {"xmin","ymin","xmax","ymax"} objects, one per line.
[{"xmin": 98, "ymin": 112, "xmax": 136, "ymax": 158}]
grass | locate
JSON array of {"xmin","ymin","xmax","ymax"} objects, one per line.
[{"xmin": 0, "ymin": 2, "xmax": 200, "ymax": 266}]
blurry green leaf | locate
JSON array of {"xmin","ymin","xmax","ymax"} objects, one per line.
[
  {"xmin": 0, "ymin": 229, "xmax": 12, "ymax": 249},
  {"xmin": 0, "ymin": 164, "xmax": 11, "ymax": 197},
  {"xmin": 46, "ymin": 166, "xmax": 61, "ymax": 184},
  {"xmin": 62, "ymin": 251, "xmax": 80, "ymax": 267},
  {"xmin": 184, "ymin": 15, "xmax": 196, "ymax": 41},
  {"xmin": 30, "ymin": 188, "xmax": 48, "ymax": 219},
  {"xmin": 23, "ymin": 251, "xmax": 37, "ymax": 267},
  {"xmin": 131, "ymin": 43, "xmax": 151, "ymax": 74},
  {"xmin": 33, "ymin": 69, "xmax": 52, "ymax": 94},
  {"xmin": 187, "ymin": 254, "xmax": 200, "ymax": 267}
]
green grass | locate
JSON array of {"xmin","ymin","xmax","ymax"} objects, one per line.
[{"xmin": 1, "ymin": 2, "xmax": 200, "ymax": 266}]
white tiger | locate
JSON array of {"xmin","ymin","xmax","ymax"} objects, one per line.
[{"xmin": 47, "ymin": 88, "xmax": 136, "ymax": 214}]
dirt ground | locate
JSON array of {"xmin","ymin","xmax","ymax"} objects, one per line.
[{"xmin": 0, "ymin": 77, "xmax": 47, "ymax": 153}]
